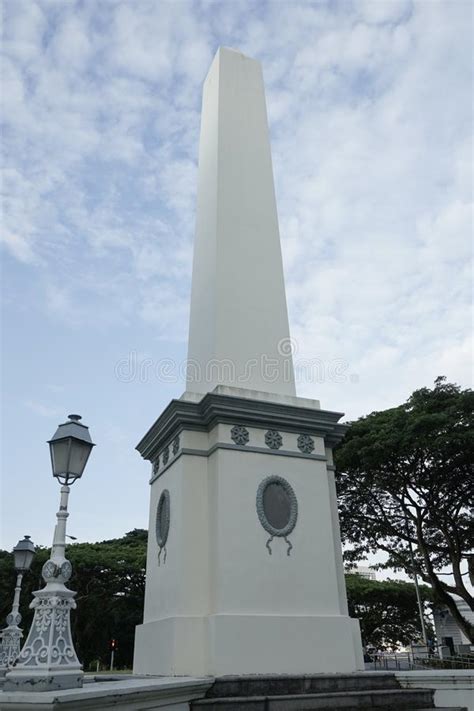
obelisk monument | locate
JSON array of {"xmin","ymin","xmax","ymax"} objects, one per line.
[
  {"xmin": 134, "ymin": 47, "xmax": 363, "ymax": 676},
  {"xmin": 187, "ymin": 47, "xmax": 295, "ymax": 396}
]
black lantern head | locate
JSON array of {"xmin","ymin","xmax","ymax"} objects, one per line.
[
  {"xmin": 13, "ymin": 535, "xmax": 35, "ymax": 572},
  {"xmin": 48, "ymin": 414, "xmax": 95, "ymax": 484}
]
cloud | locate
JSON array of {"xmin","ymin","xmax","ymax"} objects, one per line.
[
  {"xmin": 1, "ymin": 0, "xmax": 46, "ymax": 64},
  {"xmin": 25, "ymin": 400, "xmax": 63, "ymax": 418},
  {"xmin": 1, "ymin": 0, "xmax": 472, "ymax": 416},
  {"xmin": 356, "ymin": 0, "xmax": 412, "ymax": 25},
  {"xmin": 50, "ymin": 13, "xmax": 92, "ymax": 70},
  {"xmin": 2, "ymin": 229, "xmax": 37, "ymax": 264}
]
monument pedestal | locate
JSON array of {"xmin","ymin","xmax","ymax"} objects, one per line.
[{"xmin": 133, "ymin": 387, "xmax": 363, "ymax": 676}]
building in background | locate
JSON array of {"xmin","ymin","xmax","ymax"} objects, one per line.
[
  {"xmin": 349, "ymin": 566, "xmax": 377, "ymax": 581},
  {"xmin": 433, "ymin": 597, "xmax": 474, "ymax": 657}
]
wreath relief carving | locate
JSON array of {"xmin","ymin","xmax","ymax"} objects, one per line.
[
  {"xmin": 256, "ymin": 475, "xmax": 298, "ymax": 556},
  {"xmin": 156, "ymin": 489, "xmax": 170, "ymax": 565}
]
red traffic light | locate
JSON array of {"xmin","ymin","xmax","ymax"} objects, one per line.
[{"xmin": 109, "ymin": 638, "xmax": 118, "ymax": 650}]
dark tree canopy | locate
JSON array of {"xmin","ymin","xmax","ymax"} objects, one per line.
[
  {"xmin": 345, "ymin": 574, "xmax": 433, "ymax": 650},
  {"xmin": 0, "ymin": 529, "xmax": 147, "ymax": 670},
  {"xmin": 335, "ymin": 377, "xmax": 474, "ymax": 642}
]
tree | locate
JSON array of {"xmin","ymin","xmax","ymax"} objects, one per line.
[
  {"xmin": 335, "ymin": 377, "xmax": 474, "ymax": 642},
  {"xmin": 69, "ymin": 528, "xmax": 147, "ymax": 669},
  {"xmin": 345, "ymin": 574, "xmax": 432, "ymax": 650},
  {"xmin": 0, "ymin": 529, "xmax": 147, "ymax": 670}
]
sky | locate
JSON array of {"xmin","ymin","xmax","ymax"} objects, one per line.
[{"xmin": 1, "ymin": 0, "xmax": 472, "ymax": 553}]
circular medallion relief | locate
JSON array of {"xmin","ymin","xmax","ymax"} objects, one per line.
[
  {"xmin": 256, "ymin": 476, "xmax": 297, "ymax": 555},
  {"xmin": 60, "ymin": 560, "xmax": 73, "ymax": 582},
  {"xmin": 6, "ymin": 612, "xmax": 21, "ymax": 627},
  {"xmin": 156, "ymin": 490, "xmax": 170, "ymax": 547},
  {"xmin": 156, "ymin": 489, "xmax": 170, "ymax": 564},
  {"xmin": 42, "ymin": 560, "xmax": 58, "ymax": 581}
]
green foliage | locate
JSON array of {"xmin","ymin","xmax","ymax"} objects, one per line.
[
  {"xmin": 335, "ymin": 377, "xmax": 474, "ymax": 642},
  {"xmin": 0, "ymin": 529, "xmax": 147, "ymax": 670},
  {"xmin": 0, "ymin": 550, "xmax": 18, "ymax": 621},
  {"xmin": 345, "ymin": 574, "xmax": 432, "ymax": 650}
]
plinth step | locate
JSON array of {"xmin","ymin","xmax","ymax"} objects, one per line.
[
  {"xmin": 193, "ymin": 688, "xmax": 434, "ymax": 711},
  {"xmin": 204, "ymin": 674, "xmax": 400, "ymax": 698}
]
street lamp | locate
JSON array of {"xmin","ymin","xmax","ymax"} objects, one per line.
[
  {"xmin": 405, "ymin": 521, "xmax": 428, "ymax": 647},
  {"xmin": 0, "ymin": 536, "xmax": 35, "ymax": 674},
  {"xmin": 48, "ymin": 413, "xmax": 94, "ymax": 484},
  {"xmin": 13, "ymin": 537, "xmax": 36, "ymax": 573},
  {"xmin": 5, "ymin": 415, "xmax": 95, "ymax": 693}
]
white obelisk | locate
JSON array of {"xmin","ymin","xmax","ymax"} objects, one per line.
[
  {"xmin": 186, "ymin": 47, "xmax": 295, "ymax": 396},
  {"xmin": 134, "ymin": 48, "xmax": 363, "ymax": 677}
]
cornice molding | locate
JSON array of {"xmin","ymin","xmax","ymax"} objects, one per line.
[{"xmin": 137, "ymin": 391, "xmax": 347, "ymax": 461}]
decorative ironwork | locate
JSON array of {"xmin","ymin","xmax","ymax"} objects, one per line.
[
  {"xmin": 172, "ymin": 436, "xmax": 180, "ymax": 456},
  {"xmin": 39, "ymin": 559, "xmax": 73, "ymax": 585},
  {"xmin": 231, "ymin": 425, "xmax": 249, "ymax": 446},
  {"xmin": 297, "ymin": 434, "xmax": 315, "ymax": 454},
  {"xmin": 265, "ymin": 430, "xmax": 282, "ymax": 450},
  {"xmin": 5, "ymin": 612, "xmax": 21, "ymax": 627},
  {"xmin": 156, "ymin": 489, "xmax": 170, "ymax": 565},
  {"xmin": 256, "ymin": 475, "xmax": 297, "ymax": 555},
  {"xmin": 60, "ymin": 561, "xmax": 73, "ymax": 582},
  {"xmin": 11, "ymin": 591, "xmax": 79, "ymax": 671},
  {"xmin": 0, "ymin": 627, "xmax": 22, "ymax": 669},
  {"xmin": 4, "ymin": 484, "xmax": 83, "ymax": 691},
  {"xmin": 42, "ymin": 560, "xmax": 57, "ymax": 580}
]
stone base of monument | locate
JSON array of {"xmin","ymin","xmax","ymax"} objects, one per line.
[
  {"xmin": 134, "ymin": 386, "xmax": 365, "ymax": 678},
  {"xmin": 0, "ymin": 675, "xmax": 212, "ymax": 710},
  {"xmin": 191, "ymin": 673, "xmax": 466, "ymax": 711},
  {"xmin": 3, "ymin": 670, "xmax": 84, "ymax": 693},
  {"xmin": 134, "ymin": 614, "xmax": 363, "ymax": 677},
  {"xmin": 0, "ymin": 673, "xmax": 466, "ymax": 710}
]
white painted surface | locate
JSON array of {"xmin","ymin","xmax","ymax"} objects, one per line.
[
  {"xmin": 186, "ymin": 48, "xmax": 295, "ymax": 396},
  {"xmin": 136, "ymin": 48, "xmax": 361, "ymax": 677},
  {"xmin": 210, "ymin": 448, "xmax": 341, "ymax": 615},
  {"xmin": 207, "ymin": 614, "xmax": 362, "ymax": 675},
  {"xmin": 134, "ymin": 416, "xmax": 363, "ymax": 676},
  {"xmin": 181, "ymin": 386, "xmax": 321, "ymax": 410},
  {"xmin": 142, "ymin": 455, "xmax": 210, "ymax": 626},
  {"xmin": 396, "ymin": 670, "xmax": 474, "ymax": 711}
]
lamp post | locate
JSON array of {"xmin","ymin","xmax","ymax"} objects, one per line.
[
  {"xmin": 405, "ymin": 521, "xmax": 428, "ymax": 646},
  {"xmin": 0, "ymin": 536, "xmax": 36, "ymax": 674},
  {"xmin": 5, "ymin": 415, "xmax": 95, "ymax": 692},
  {"xmin": 409, "ymin": 541, "xmax": 429, "ymax": 646}
]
